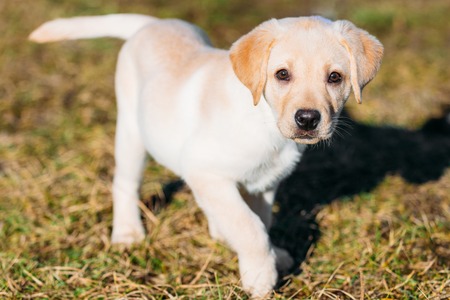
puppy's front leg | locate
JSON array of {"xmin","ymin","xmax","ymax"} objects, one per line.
[{"xmin": 186, "ymin": 174, "xmax": 277, "ymax": 298}]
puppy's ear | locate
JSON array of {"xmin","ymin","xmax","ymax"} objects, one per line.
[
  {"xmin": 230, "ymin": 19, "xmax": 280, "ymax": 106},
  {"xmin": 334, "ymin": 20, "xmax": 384, "ymax": 104}
]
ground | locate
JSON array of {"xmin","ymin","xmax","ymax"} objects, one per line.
[{"xmin": 0, "ymin": 0, "xmax": 449, "ymax": 299}]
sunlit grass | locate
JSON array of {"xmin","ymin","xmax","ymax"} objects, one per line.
[{"xmin": 1, "ymin": 0, "xmax": 449, "ymax": 299}]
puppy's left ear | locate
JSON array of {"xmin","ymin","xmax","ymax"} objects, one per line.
[
  {"xmin": 334, "ymin": 20, "xmax": 384, "ymax": 104},
  {"xmin": 230, "ymin": 19, "xmax": 280, "ymax": 106}
]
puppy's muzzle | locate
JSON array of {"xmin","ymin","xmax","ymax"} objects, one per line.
[{"xmin": 295, "ymin": 109, "xmax": 321, "ymax": 131}]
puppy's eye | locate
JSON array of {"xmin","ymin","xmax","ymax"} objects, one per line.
[
  {"xmin": 328, "ymin": 72, "xmax": 342, "ymax": 83},
  {"xmin": 275, "ymin": 69, "xmax": 290, "ymax": 81}
]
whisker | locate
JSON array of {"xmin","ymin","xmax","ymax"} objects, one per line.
[
  {"xmin": 335, "ymin": 126, "xmax": 352, "ymax": 137},
  {"xmin": 335, "ymin": 116, "xmax": 355, "ymax": 128},
  {"xmin": 336, "ymin": 122, "xmax": 353, "ymax": 130}
]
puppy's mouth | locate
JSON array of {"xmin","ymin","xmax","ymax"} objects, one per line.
[
  {"xmin": 291, "ymin": 130, "xmax": 333, "ymax": 144},
  {"xmin": 293, "ymin": 135, "xmax": 320, "ymax": 144}
]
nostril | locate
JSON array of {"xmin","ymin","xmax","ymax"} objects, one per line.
[{"xmin": 295, "ymin": 109, "xmax": 321, "ymax": 131}]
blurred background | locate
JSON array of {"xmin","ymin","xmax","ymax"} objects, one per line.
[{"xmin": 1, "ymin": 0, "xmax": 449, "ymax": 299}]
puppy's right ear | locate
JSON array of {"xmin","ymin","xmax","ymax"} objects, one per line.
[{"xmin": 230, "ymin": 19, "xmax": 280, "ymax": 106}]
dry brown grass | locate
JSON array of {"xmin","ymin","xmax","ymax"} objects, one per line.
[{"xmin": 1, "ymin": 0, "xmax": 449, "ymax": 299}]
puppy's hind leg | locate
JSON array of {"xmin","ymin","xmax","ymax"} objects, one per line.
[
  {"xmin": 111, "ymin": 47, "xmax": 147, "ymax": 245},
  {"xmin": 111, "ymin": 115, "xmax": 147, "ymax": 245}
]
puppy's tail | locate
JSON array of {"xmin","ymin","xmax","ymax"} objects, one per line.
[{"xmin": 29, "ymin": 14, "xmax": 157, "ymax": 43}]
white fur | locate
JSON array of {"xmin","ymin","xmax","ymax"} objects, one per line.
[{"xmin": 30, "ymin": 14, "xmax": 382, "ymax": 298}]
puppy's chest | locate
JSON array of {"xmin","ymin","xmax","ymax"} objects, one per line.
[{"xmin": 242, "ymin": 142, "xmax": 301, "ymax": 193}]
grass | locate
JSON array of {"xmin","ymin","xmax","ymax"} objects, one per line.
[{"xmin": 1, "ymin": 0, "xmax": 449, "ymax": 299}]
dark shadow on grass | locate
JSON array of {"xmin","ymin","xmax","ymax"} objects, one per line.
[{"xmin": 270, "ymin": 109, "xmax": 450, "ymax": 276}]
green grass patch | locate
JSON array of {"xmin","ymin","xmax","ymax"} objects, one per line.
[{"xmin": 1, "ymin": 0, "xmax": 449, "ymax": 299}]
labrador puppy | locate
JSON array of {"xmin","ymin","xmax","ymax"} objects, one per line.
[{"xmin": 30, "ymin": 14, "xmax": 383, "ymax": 297}]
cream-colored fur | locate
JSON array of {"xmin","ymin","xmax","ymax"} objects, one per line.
[{"xmin": 30, "ymin": 14, "xmax": 383, "ymax": 298}]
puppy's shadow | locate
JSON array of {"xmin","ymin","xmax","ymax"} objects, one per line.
[{"xmin": 270, "ymin": 109, "xmax": 450, "ymax": 272}]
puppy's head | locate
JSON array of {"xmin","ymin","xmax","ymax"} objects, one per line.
[{"xmin": 230, "ymin": 16, "xmax": 383, "ymax": 144}]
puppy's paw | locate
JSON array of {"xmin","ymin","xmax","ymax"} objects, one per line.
[
  {"xmin": 240, "ymin": 252, "xmax": 277, "ymax": 299},
  {"xmin": 111, "ymin": 224, "xmax": 145, "ymax": 245},
  {"xmin": 273, "ymin": 246, "xmax": 294, "ymax": 274}
]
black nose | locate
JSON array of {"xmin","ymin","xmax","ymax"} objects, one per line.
[{"xmin": 295, "ymin": 109, "xmax": 321, "ymax": 131}]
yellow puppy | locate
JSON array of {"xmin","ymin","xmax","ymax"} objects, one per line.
[{"xmin": 30, "ymin": 14, "xmax": 383, "ymax": 297}]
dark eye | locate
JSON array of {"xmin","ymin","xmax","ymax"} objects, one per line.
[
  {"xmin": 328, "ymin": 72, "xmax": 342, "ymax": 83},
  {"xmin": 276, "ymin": 69, "xmax": 290, "ymax": 81}
]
